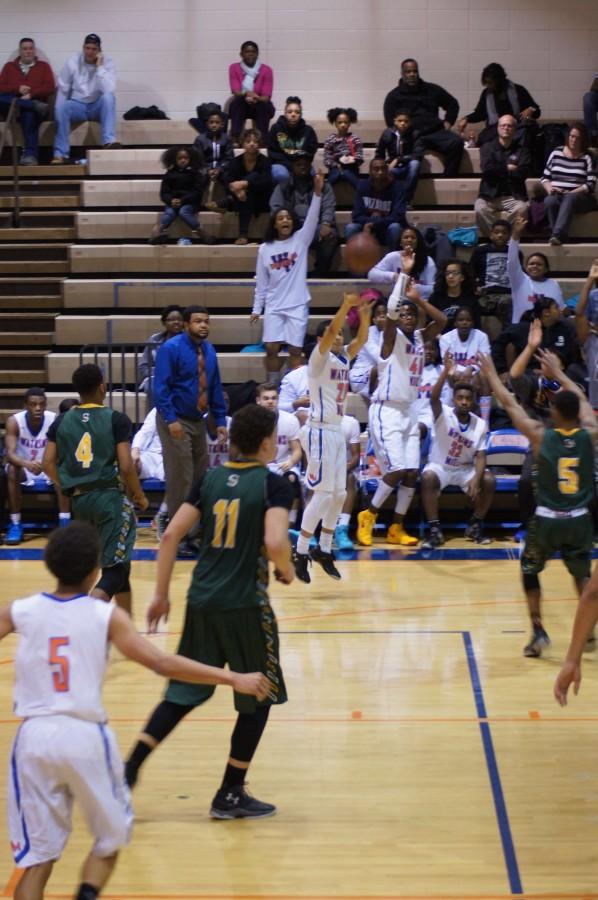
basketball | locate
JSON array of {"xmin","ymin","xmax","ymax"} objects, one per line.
[{"xmin": 344, "ymin": 231, "xmax": 383, "ymax": 275}]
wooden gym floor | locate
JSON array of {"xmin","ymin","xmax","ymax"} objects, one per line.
[{"xmin": 0, "ymin": 531, "xmax": 597, "ymax": 900}]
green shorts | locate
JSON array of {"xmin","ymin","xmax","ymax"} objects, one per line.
[
  {"xmin": 165, "ymin": 603, "xmax": 287, "ymax": 714},
  {"xmin": 521, "ymin": 512, "xmax": 593, "ymax": 580},
  {"xmin": 72, "ymin": 489, "xmax": 136, "ymax": 569}
]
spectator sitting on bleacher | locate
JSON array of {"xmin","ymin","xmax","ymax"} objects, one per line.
[
  {"xmin": 508, "ymin": 215, "xmax": 565, "ymax": 323},
  {"xmin": 367, "ymin": 225, "xmax": 436, "ymax": 298},
  {"xmin": 457, "ymin": 62, "xmax": 540, "ymax": 148},
  {"xmin": 575, "ymin": 258, "xmax": 598, "ymax": 409},
  {"xmin": 138, "ymin": 305, "xmax": 184, "ymax": 398},
  {"xmin": 382, "ymin": 58, "xmax": 463, "ymax": 176},
  {"xmin": 420, "ymin": 352, "xmax": 494, "ymax": 549},
  {"xmin": 0, "ymin": 37, "xmax": 55, "ymax": 166},
  {"xmin": 206, "ymin": 412, "xmax": 232, "ymax": 468},
  {"xmin": 131, "ymin": 406, "xmax": 167, "ymax": 540},
  {"xmin": 52, "ymin": 33, "xmax": 119, "ymax": 164},
  {"xmin": 413, "ymin": 339, "xmax": 451, "ymax": 437},
  {"xmin": 344, "ymin": 158, "xmax": 408, "ymax": 252},
  {"xmin": 4, "ymin": 388, "xmax": 71, "ymax": 545},
  {"xmin": 374, "ymin": 108, "xmax": 423, "ymax": 205},
  {"xmin": 323, "ymin": 107, "xmax": 364, "ymax": 191},
  {"xmin": 349, "ymin": 292, "xmax": 386, "ymax": 399},
  {"xmin": 267, "ymin": 96, "xmax": 318, "ymax": 186},
  {"xmin": 540, "ymin": 123, "xmax": 597, "ymax": 246},
  {"xmin": 429, "ymin": 258, "xmax": 480, "ymax": 328},
  {"xmin": 439, "ymin": 307, "xmax": 491, "ymax": 379},
  {"xmin": 149, "ymin": 147, "xmax": 210, "ymax": 245},
  {"xmin": 270, "ymin": 152, "xmax": 339, "ymax": 276},
  {"xmin": 474, "ymin": 115, "xmax": 530, "ymax": 237},
  {"xmin": 193, "ymin": 108, "xmax": 234, "ymax": 208},
  {"xmin": 256, "ymin": 383, "xmax": 303, "ymax": 529},
  {"xmin": 278, "ymin": 351, "xmax": 310, "ymax": 425},
  {"xmin": 228, "ymin": 40, "xmax": 275, "ymax": 146},
  {"xmin": 223, "ymin": 127, "xmax": 272, "ymax": 245}
]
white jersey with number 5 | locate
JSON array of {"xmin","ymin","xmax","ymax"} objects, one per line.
[
  {"xmin": 11, "ymin": 593, "xmax": 113, "ymax": 723},
  {"xmin": 372, "ymin": 328, "xmax": 424, "ymax": 406},
  {"xmin": 307, "ymin": 345, "xmax": 350, "ymax": 429},
  {"xmin": 14, "ymin": 409, "xmax": 56, "ymax": 463},
  {"xmin": 429, "ymin": 405, "xmax": 487, "ymax": 468}
]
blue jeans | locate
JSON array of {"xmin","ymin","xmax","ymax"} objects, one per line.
[
  {"xmin": 0, "ymin": 94, "xmax": 44, "ymax": 157},
  {"xmin": 390, "ymin": 159, "xmax": 420, "ymax": 202},
  {"xmin": 344, "ymin": 220, "xmax": 401, "ymax": 251},
  {"xmin": 583, "ymin": 91, "xmax": 598, "ymax": 138},
  {"xmin": 160, "ymin": 204, "xmax": 199, "ymax": 230},
  {"xmin": 327, "ymin": 165, "xmax": 361, "ymax": 190},
  {"xmin": 53, "ymin": 93, "xmax": 116, "ymax": 157}
]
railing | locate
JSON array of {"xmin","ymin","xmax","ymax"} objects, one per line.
[
  {"xmin": 0, "ymin": 98, "xmax": 22, "ymax": 227},
  {"xmin": 79, "ymin": 342, "xmax": 154, "ymax": 425}
]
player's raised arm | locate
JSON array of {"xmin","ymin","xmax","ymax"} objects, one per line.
[
  {"xmin": 403, "ymin": 278, "xmax": 447, "ymax": 341},
  {"xmin": 318, "ymin": 293, "xmax": 361, "ymax": 357},
  {"xmin": 147, "ymin": 500, "xmax": 201, "ymax": 632},
  {"xmin": 430, "ymin": 352, "xmax": 453, "ymax": 420},
  {"xmin": 347, "ymin": 297, "xmax": 374, "ymax": 361},
  {"xmin": 477, "ymin": 352, "xmax": 544, "ymax": 451}
]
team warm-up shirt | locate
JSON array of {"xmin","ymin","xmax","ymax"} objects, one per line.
[
  {"xmin": 12, "ymin": 409, "xmax": 56, "ymax": 464},
  {"xmin": 439, "ymin": 328, "xmax": 490, "ymax": 372},
  {"xmin": 252, "ymin": 195, "xmax": 321, "ymax": 315},
  {"xmin": 131, "ymin": 407, "xmax": 161, "ymax": 456},
  {"xmin": 11, "ymin": 592, "xmax": 113, "ymax": 722},
  {"xmin": 367, "ymin": 252, "xmax": 437, "ymax": 298},
  {"xmin": 371, "ymin": 328, "xmax": 425, "ymax": 405},
  {"xmin": 429, "ymin": 404, "xmax": 487, "ymax": 469},
  {"xmin": 186, "ymin": 463, "xmax": 293, "ymax": 611},
  {"xmin": 507, "ymin": 238, "xmax": 564, "ymax": 323},
  {"xmin": 47, "ymin": 404, "xmax": 132, "ymax": 494},
  {"xmin": 268, "ymin": 410, "xmax": 301, "ymax": 474},
  {"xmin": 307, "ymin": 344, "xmax": 350, "ymax": 428},
  {"xmin": 278, "ymin": 365, "xmax": 309, "ymax": 414},
  {"xmin": 207, "ymin": 415, "xmax": 232, "ymax": 469}
]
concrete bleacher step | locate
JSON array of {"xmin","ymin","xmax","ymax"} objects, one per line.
[
  {"xmin": 0, "ymin": 244, "xmax": 69, "ymax": 275},
  {"xmin": 0, "ymin": 276, "xmax": 63, "ymax": 311},
  {"xmin": 0, "ymin": 227, "xmax": 75, "ymax": 241},
  {"xmin": 0, "ymin": 165, "xmax": 85, "ymax": 178},
  {"xmin": 0, "ymin": 179, "xmax": 81, "ymax": 210}
]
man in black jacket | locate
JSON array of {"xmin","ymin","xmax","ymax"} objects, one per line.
[
  {"xmin": 382, "ymin": 58, "xmax": 463, "ymax": 176},
  {"xmin": 474, "ymin": 115, "xmax": 530, "ymax": 236}
]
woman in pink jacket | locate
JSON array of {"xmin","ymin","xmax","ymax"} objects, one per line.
[{"xmin": 228, "ymin": 41, "xmax": 275, "ymax": 145}]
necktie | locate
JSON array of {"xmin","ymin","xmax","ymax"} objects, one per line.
[{"xmin": 197, "ymin": 345, "xmax": 208, "ymax": 413}]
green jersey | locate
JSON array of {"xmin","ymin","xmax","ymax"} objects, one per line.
[
  {"xmin": 534, "ymin": 427, "xmax": 594, "ymax": 511},
  {"xmin": 47, "ymin": 404, "xmax": 132, "ymax": 495},
  {"xmin": 186, "ymin": 461, "xmax": 293, "ymax": 611}
]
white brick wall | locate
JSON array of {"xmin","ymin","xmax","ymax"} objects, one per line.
[{"xmin": 1, "ymin": 0, "xmax": 596, "ymax": 123}]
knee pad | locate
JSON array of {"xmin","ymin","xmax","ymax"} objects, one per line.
[
  {"xmin": 523, "ymin": 573, "xmax": 540, "ymax": 592},
  {"xmin": 96, "ymin": 562, "xmax": 129, "ymax": 598}
]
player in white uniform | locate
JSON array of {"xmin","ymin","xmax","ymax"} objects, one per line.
[
  {"xmin": 256, "ymin": 383, "xmax": 303, "ymax": 527},
  {"xmin": 357, "ymin": 273, "xmax": 447, "ymax": 547},
  {"xmin": 334, "ymin": 413, "xmax": 361, "ymax": 550},
  {"xmin": 348, "ymin": 298, "xmax": 387, "ymax": 399},
  {"xmin": 439, "ymin": 306, "xmax": 492, "ymax": 423},
  {"xmin": 251, "ymin": 177, "xmax": 323, "ymax": 382},
  {"xmin": 131, "ymin": 407, "xmax": 164, "ymax": 480},
  {"xmin": 0, "ymin": 523, "xmax": 269, "ymax": 900},
  {"xmin": 4, "ymin": 388, "xmax": 70, "ymax": 545},
  {"xmin": 278, "ymin": 361, "xmax": 310, "ymax": 425},
  {"xmin": 293, "ymin": 294, "xmax": 372, "ymax": 583},
  {"xmin": 421, "ymin": 352, "xmax": 496, "ymax": 549}
]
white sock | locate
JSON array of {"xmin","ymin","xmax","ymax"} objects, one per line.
[
  {"xmin": 337, "ymin": 513, "xmax": 351, "ymax": 527},
  {"xmin": 320, "ymin": 531, "xmax": 333, "ymax": 553},
  {"xmin": 59, "ymin": 512, "xmax": 71, "ymax": 521},
  {"xmin": 10, "ymin": 513, "xmax": 21, "ymax": 525},
  {"xmin": 158, "ymin": 501, "xmax": 167, "ymax": 514},
  {"xmin": 289, "ymin": 508, "xmax": 297, "ymax": 525},
  {"xmin": 297, "ymin": 534, "xmax": 311, "ymax": 555},
  {"xmin": 372, "ymin": 480, "xmax": 393, "ymax": 510},
  {"xmin": 395, "ymin": 486, "xmax": 415, "ymax": 516}
]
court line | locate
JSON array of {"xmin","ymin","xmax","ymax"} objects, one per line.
[
  {"xmin": 463, "ymin": 631, "xmax": 522, "ymax": 895},
  {"xmin": 36, "ymin": 891, "xmax": 598, "ymax": 899},
  {"xmin": 1, "ymin": 868, "xmax": 21, "ymax": 896}
]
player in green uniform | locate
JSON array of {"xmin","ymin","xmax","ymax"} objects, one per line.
[
  {"xmin": 124, "ymin": 403, "xmax": 295, "ymax": 819},
  {"xmin": 43, "ymin": 364, "xmax": 148, "ymax": 615},
  {"xmin": 479, "ymin": 350, "xmax": 598, "ymax": 658}
]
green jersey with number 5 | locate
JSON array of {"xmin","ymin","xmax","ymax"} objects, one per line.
[
  {"xmin": 186, "ymin": 461, "xmax": 293, "ymax": 611},
  {"xmin": 534, "ymin": 427, "xmax": 594, "ymax": 511}
]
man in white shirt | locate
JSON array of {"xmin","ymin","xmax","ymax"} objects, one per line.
[
  {"xmin": 52, "ymin": 33, "xmax": 119, "ymax": 163},
  {"xmin": 421, "ymin": 352, "xmax": 495, "ymax": 548},
  {"xmin": 278, "ymin": 359, "xmax": 310, "ymax": 425},
  {"xmin": 256, "ymin": 382, "xmax": 303, "ymax": 527}
]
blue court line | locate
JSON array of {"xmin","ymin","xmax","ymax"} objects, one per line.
[{"xmin": 462, "ymin": 631, "xmax": 522, "ymax": 894}]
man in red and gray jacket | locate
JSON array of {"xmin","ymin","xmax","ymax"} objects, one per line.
[{"xmin": 0, "ymin": 37, "xmax": 55, "ymax": 165}]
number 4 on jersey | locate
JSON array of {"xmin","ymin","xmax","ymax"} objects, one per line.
[{"xmin": 75, "ymin": 431, "xmax": 94, "ymax": 469}]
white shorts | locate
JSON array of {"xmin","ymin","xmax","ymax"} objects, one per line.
[
  {"xmin": 139, "ymin": 451, "xmax": 164, "ymax": 481},
  {"xmin": 262, "ymin": 307, "xmax": 309, "ymax": 349},
  {"xmin": 7, "ymin": 716, "xmax": 133, "ymax": 868},
  {"xmin": 369, "ymin": 402, "xmax": 420, "ymax": 475},
  {"xmin": 5, "ymin": 466, "xmax": 52, "ymax": 489},
  {"xmin": 423, "ymin": 462, "xmax": 476, "ymax": 491},
  {"xmin": 303, "ymin": 425, "xmax": 346, "ymax": 493}
]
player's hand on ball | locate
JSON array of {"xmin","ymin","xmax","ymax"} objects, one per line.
[
  {"xmin": 147, "ymin": 595, "xmax": 170, "ymax": 632},
  {"xmin": 233, "ymin": 671, "xmax": 273, "ymax": 700},
  {"xmin": 554, "ymin": 660, "xmax": 581, "ymax": 706}
]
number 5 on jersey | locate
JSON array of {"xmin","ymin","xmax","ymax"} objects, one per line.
[
  {"xmin": 49, "ymin": 637, "xmax": 70, "ymax": 692},
  {"xmin": 75, "ymin": 431, "xmax": 94, "ymax": 469}
]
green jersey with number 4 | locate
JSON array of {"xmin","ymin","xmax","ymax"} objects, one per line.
[
  {"xmin": 534, "ymin": 427, "xmax": 594, "ymax": 511},
  {"xmin": 50, "ymin": 404, "xmax": 132, "ymax": 495}
]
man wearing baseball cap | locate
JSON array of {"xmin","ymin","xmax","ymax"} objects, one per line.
[{"xmin": 52, "ymin": 33, "xmax": 119, "ymax": 163}]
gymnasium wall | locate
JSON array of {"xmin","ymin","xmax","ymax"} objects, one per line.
[{"xmin": 1, "ymin": 0, "xmax": 596, "ymax": 122}]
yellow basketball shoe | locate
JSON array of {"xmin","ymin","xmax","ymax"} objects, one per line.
[
  {"xmin": 387, "ymin": 524, "xmax": 418, "ymax": 546},
  {"xmin": 356, "ymin": 509, "xmax": 377, "ymax": 546}
]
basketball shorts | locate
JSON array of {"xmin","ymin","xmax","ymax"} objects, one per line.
[
  {"xmin": 303, "ymin": 425, "xmax": 346, "ymax": 493},
  {"xmin": 139, "ymin": 450, "xmax": 164, "ymax": 481},
  {"xmin": 166, "ymin": 604, "xmax": 287, "ymax": 714},
  {"xmin": 5, "ymin": 465, "xmax": 52, "ymax": 489},
  {"xmin": 521, "ymin": 512, "xmax": 593, "ymax": 580},
  {"xmin": 369, "ymin": 402, "xmax": 420, "ymax": 474},
  {"xmin": 71, "ymin": 489, "xmax": 136, "ymax": 569},
  {"xmin": 7, "ymin": 715, "xmax": 132, "ymax": 867},
  {"xmin": 423, "ymin": 462, "xmax": 476, "ymax": 492},
  {"xmin": 262, "ymin": 306, "xmax": 309, "ymax": 348}
]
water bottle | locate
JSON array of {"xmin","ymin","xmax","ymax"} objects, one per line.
[{"xmin": 177, "ymin": 237, "xmax": 192, "ymax": 246}]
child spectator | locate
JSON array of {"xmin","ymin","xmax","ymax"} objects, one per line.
[
  {"xmin": 224, "ymin": 128, "xmax": 273, "ymax": 244},
  {"xmin": 267, "ymin": 96, "xmax": 318, "ymax": 186},
  {"xmin": 323, "ymin": 107, "xmax": 364, "ymax": 190},
  {"xmin": 193, "ymin": 110, "xmax": 235, "ymax": 207},
  {"xmin": 149, "ymin": 146, "xmax": 210, "ymax": 244},
  {"xmin": 375, "ymin": 108, "xmax": 423, "ymax": 204},
  {"xmin": 429, "ymin": 258, "xmax": 480, "ymax": 328},
  {"xmin": 470, "ymin": 219, "xmax": 522, "ymax": 332}
]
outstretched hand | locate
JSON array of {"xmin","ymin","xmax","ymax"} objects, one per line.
[
  {"xmin": 476, "ymin": 351, "xmax": 498, "ymax": 383},
  {"xmin": 527, "ymin": 317, "xmax": 543, "ymax": 352},
  {"xmin": 554, "ymin": 660, "xmax": 581, "ymax": 706},
  {"xmin": 512, "ymin": 216, "xmax": 527, "ymax": 240},
  {"xmin": 535, "ymin": 347, "xmax": 562, "ymax": 382}
]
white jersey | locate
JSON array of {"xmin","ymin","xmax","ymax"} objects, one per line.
[
  {"xmin": 132, "ymin": 407, "xmax": 161, "ymax": 456},
  {"xmin": 413, "ymin": 364, "xmax": 452, "ymax": 427},
  {"xmin": 252, "ymin": 195, "xmax": 321, "ymax": 315},
  {"xmin": 439, "ymin": 328, "xmax": 490, "ymax": 374},
  {"xmin": 429, "ymin": 404, "xmax": 487, "ymax": 469},
  {"xmin": 307, "ymin": 345, "xmax": 350, "ymax": 429},
  {"xmin": 278, "ymin": 365, "xmax": 309, "ymax": 414},
  {"xmin": 341, "ymin": 414, "xmax": 360, "ymax": 463},
  {"xmin": 13, "ymin": 409, "xmax": 56, "ymax": 464},
  {"xmin": 207, "ymin": 415, "xmax": 232, "ymax": 468},
  {"xmin": 349, "ymin": 325, "xmax": 383, "ymax": 397},
  {"xmin": 11, "ymin": 592, "xmax": 113, "ymax": 723},
  {"xmin": 372, "ymin": 328, "xmax": 425, "ymax": 406},
  {"xmin": 268, "ymin": 409, "xmax": 301, "ymax": 474}
]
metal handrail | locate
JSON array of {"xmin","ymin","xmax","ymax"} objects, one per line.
[
  {"xmin": 0, "ymin": 98, "xmax": 21, "ymax": 227},
  {"xmin": 79, "ymin": 341, "xmax": 156, "ymax": 425}
]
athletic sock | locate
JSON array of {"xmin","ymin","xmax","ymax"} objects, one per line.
[
  {"xmin": 320, "ymin": 531, "xmax": 333, "ymax": 553},
  {"xmin": 221, "ymin": 762, "xmax": 246, "ymax": 789},
  {"xmin": 288, "ymin": 508, "xmax": 297, "ymax": 525},
  {"xmin": 296, "ymin": 534, "xmax": 311, "ymax": 555},
  {"xmin": 10, "ymin": 513, "xmax": 20, "ymax": 525},
  {"xmin": 371, "ymin": 480, "xmax": 393, "ymax": 510},
  {"xmin": 75, "ymin": 884, "xmax": 99, "ymax": 900},
  {"xmin": 126, "ymin": 740, "xmax": 153, "ymax": 773},
  {"xmin": 429, "ymin": 519, "xmax": 440, "ymax": 529},
  {"xmin": 338, "ymin": 513, "xmax": 350, "ymax": 527},
  {"xmin": 59, "ymin": 512, "xmax": 71, "ymax": 521},
  {"xmin": 395, "ymin": 486, "xmax": 415, "ymax": 515}
]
